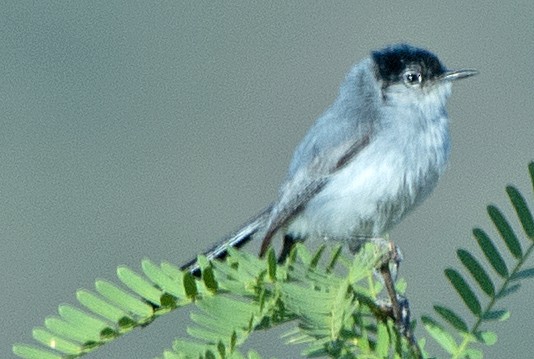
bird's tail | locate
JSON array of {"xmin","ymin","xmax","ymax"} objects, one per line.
[{"xmin": 180, "ymin": 206, "xmax": 272, "ymax": 276}]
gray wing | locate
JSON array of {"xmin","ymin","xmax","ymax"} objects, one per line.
[
  {"xmin": 258, "ymin": 58, "xmax": 380, "ymax": 256},
  {"xmin": 259, "ymin": 133, "xmax": 371, "ymax": 256}
]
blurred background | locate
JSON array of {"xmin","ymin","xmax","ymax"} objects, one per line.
[{"xmin": 1, "ymin": 2, "xmax": 533, "ymax": 358}]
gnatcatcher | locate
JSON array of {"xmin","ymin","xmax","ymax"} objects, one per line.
[{"xmin": 182, "ymin": 43, "xmax": 477, "ymax": 274}]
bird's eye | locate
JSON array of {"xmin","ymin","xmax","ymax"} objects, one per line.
[{"xmin": 403, "ymin": 71, "xmax": 423, "ymax": 86}]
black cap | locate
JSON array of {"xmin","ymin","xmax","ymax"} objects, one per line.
[{"xmin": 372, "ymin": 44, "xmax": 447, "ymax": 85}]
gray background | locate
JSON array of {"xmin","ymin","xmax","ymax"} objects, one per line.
[{"xmin": 1, "ymin": 2, "xmax": 533, "ymax": 358}]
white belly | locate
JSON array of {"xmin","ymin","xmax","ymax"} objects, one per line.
[{"xmin": 286, "ymin": 130, "xmax": 447, "ymax": 242}]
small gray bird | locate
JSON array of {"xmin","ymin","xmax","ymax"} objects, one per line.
[{"xmin": 182, "ymin": 43, "xmax": 477, "ymax": 274}]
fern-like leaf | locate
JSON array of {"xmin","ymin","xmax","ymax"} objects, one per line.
[
  {"xmin": 165, "ymin": 242, "xmax": 418, "ymax": 359},
  {"xmin": 13, "ymin": 257, "xmax": 200, "ymax": 358},
  {"xmin": 424, "ymin": 161, "xmax": 534, "ymax": 358},
  {"xmin": 473, "ymin": 228, "xmax": 509, "ymax": 278},
  {"xmin": 488, "ymin": 205, "xmax": 523, "ymax": 258},
  {"xmin": 457, "ymin": 249, "xmax": 495, "ymax": 297},
  {"xmin": 433, "ymin": 305, "xmax": 468, "ymax": 333},
  {"xmin": 444, "ymin": 268, "xmax": 481, "ymax": 316}
]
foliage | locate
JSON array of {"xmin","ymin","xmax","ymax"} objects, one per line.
[
  {"xmin": 12, "ymin": 162, "xmax": 534, "ymax": 358},
  {"xmin": 421, "ymin": 162, "xmax": 534, "ymax": 358}
]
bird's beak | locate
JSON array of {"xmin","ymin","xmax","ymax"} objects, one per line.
[{"xmin": 441, "ymin": 68, "xmax": 479, "ymax": 81}]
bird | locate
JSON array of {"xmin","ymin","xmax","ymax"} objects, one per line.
[{"xmin": 181, "ymin": 43, "xmax": 478, "ymax": 277}]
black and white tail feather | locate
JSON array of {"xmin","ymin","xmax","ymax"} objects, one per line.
[{"xmin": 180, "ymin": 206, "xmax": 272, "ymax": 276}]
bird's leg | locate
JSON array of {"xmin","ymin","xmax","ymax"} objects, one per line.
[
  {"xmin": 376, "ymin": 240, "xmax": 421, "ymax": 358},
  {"xmin": 380, "ymin": 261, "xmax": 402, "ymax": 322},
  {"xmin": 378, "ymin": 240, "xmax": 403, "ymax": 327},
  {"xmin": 351, "ymin": 237, "xmax": 405, "ymax": 325}
]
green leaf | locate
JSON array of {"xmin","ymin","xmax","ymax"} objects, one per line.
[
  {"xmin": 326, "ymin": 245, "xmax": 343, "ymax": 273},
  {"xmin": 488, "ymin": 205, "xmax": 523, "ymax": 258},
  {"xmin": 12, "ymin": 345, "xmax": 63, "ymax": 359},
  {"xmin": 76, "ymin": 289, "xmax": 129, "ymax": 323},
  {"xmin": 172, "ymin": 339, "xmax": 212, "ymax": 358},
  {"xmin": 309, "ymin": 245, "xmax": 325, "ymax": 269},
  {"xmin": 95, "ymin": 280, "xmax": 154, "ymax": 318},
  {"xmin": 267, "ymin": 248, "xmax": 277, "ymax": 281},
  {"xmin": 142, "ymin": 260, "xmax": 187, "ymax": 299},
  {"xmin": 217, "ymin": 340, "xmax": 226, "ymax": 357},
  {"xmin": 475, "ymin": 330, "xmax": 498, "ymax": 345},
  {"xmin": 117, "ymin": 316, "xmax": 137, "ymax": 330},
  {"xmin": 190, "ymin": 295, "xmax": 258, "ymax": 344},
  {"xmin": 421, "ymin": 316, "xmax": 459, "ymax": 354},
  {"xmin": 183, "ymin": 272, "xmax": 198, "ymax": 299},
  {"xmin": 160, "ymin": 261, "xmax": 184, "ymax": 279},
  {"xmin": 482, "ymin": 309, "xmax": 510, "ymax": 321},
  {"xmin": 247, "ymin": 350, "xmax": 262, "ymax": 359},
  {"xmin": 202, "ymin": 266, "xmax": 219, "ymax": 293},
  {"xmin": 496, "ymin": 283, "xmax": 521, "ymax": 299},
  {"xmin": 160, "ymin": 350, "xmax": 183, "ymax": 359},
  {"xmin": 294, "ymin": 243, "xmax": 312, "ymax": 265},
  {"xmin": 57, "ymin": 305, "xmax": 109, "ymax": 341},
  {"xmin": 159, "ymin": 293, "xmax": 178, "ymax": 309},
  {"xmin": 506, "ymin": 185, "xmax": 534, "ymax": 240},
  {"xmin": 117, "ymin": 266, "xmax": 163, "ymax": 306},
  {"xmin": 433, "ymin": 305, "xmax": 468, "ymax": 332},
  {"xmin": 230, "ymin": 330, "xmax": 237, "ymax": 351},
  {"xmin": 355, "ymin": 320, "xmax": 371, "ymax": 353},
  {"xmin": 219, "ymin": 248, "xmax": 266, "ymax": 282},
  {"xmin": 445, "ymin": 268, "xmax": 481, "ymax": 316},
  {"xmin": 464, "ymin": 348, "xmax": 484, "ymax": 359},
  {"xmin": 457, "ymin": 249, "xmax": 495, "ymax": 296},
  {"xmin": 44, "ymin": 317, "xmax": 92, "ymax": 344},
  {"xmin": 197, "ymin": 255, "xmax": 210, "ymax": 269},
  {"xmin": 100, "ymin": 327, "xmax": 119, "ymax": 340},
  {"xmin": 378, "ymin": 320, "xmax": 393, "ymax": 357},
  {"xmin": 206, "ymin": 349, "xmax": 217, "ymax": 359},
  {"xmin": 32, "ymin": 328, "xmax": 82, "ymax": 355},
  {"xmin": 473, "ymin": 228, "xmax": 509, "ymax": 277},
  {"xmin": 511, "ymin": 267, "xmax": 534, "ymax": 281}
]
